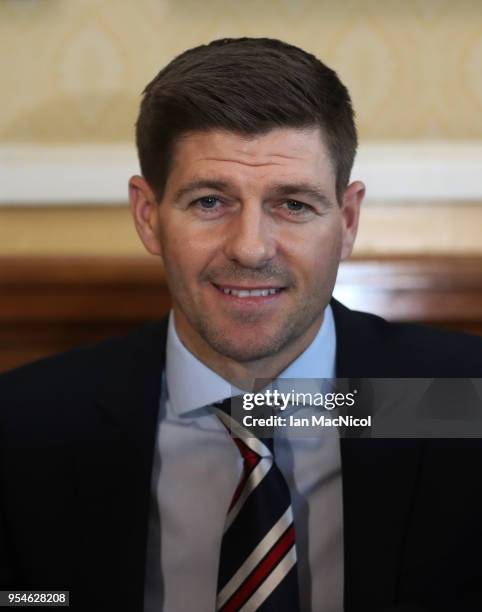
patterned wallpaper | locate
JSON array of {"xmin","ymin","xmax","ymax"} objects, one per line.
[{"xmin": 1, "ymin": 0, "xmax": 482, "ymax": 144}]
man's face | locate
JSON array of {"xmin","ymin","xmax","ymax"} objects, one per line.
[{"xmin": 131, "ymin": 127, "xmax": 363, "ymax": 363}]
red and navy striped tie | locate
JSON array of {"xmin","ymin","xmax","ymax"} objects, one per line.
[{"xmin": 214, "ymin": 397, "xmax": 301, "ymax": 612}]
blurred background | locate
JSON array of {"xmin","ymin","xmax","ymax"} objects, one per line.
[{"xmin": 0, "ymin": 0, "xmax": 481, "ymax": 370}]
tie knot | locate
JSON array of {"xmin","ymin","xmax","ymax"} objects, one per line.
[{"xmin": 214, "ymin": 395, "xmax": 274, "ymax": 456}]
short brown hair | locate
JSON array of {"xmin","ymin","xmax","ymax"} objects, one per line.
[{"xmin": 136, "ymin": 38, "xmax": 358, "ymax": 203}]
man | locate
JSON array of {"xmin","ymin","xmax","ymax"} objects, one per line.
[{"xmin": 1, "ymin": 38, "xmax": 481, "ymax": 612}]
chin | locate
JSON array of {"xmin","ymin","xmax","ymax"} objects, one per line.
[
  {"xmin": 199, "ymin": 324, "xmax": 290, "ymax": 363},
  {"xmin": 210, "ymin": 340, "xmax": 280, "ymax": 363}
]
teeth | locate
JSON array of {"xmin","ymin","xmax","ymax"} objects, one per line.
[{"xmin": 221, "ymin": 287, "xmax": 280, "ymax": 297}]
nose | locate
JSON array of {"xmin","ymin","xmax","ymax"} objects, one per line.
[{"xmin": 223, "ymin": 203, "xmax": 276, "ymax": 269}]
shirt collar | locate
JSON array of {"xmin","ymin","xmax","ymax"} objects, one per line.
[{"xmin": 165, "ymin": 304, "xmax": 336, "ymax": 417}]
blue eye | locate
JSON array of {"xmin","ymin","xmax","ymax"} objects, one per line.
[
  {"xmin": 196, "ymin": 196, "xmax": 219, "ymax": 209},
  {"xmin": 286, "ymin": 201, "xmax": 304, "ymax": 211},
  {"xmin": 284, "ymin": 200, "xmax": 310, "ymax": 214}
]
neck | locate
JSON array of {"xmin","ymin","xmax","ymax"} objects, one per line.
[{"xmin": 173, "ymin": 311, "xmax": 324, "ymax": 391}]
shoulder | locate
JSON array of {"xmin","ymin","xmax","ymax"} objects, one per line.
[
  {"xmin": 0, "ymin": 319, "xmax": 168, "ymax": 406},
  {"xmin": 331, "ymin": 299, "xmax": 482, "ymax": 377}
]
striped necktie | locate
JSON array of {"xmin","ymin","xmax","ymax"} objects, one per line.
[{"xmin": 214, "ymin": 396, "xmax": 301, "ymax": 612}]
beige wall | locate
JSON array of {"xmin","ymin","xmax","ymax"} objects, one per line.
[
  {"xmin": 1, "ymin": 0, "xmax": 482, "ymax": 255},
  {"xmin": 3, "ymin": 0, "xmax": 482, "ymax": 142}
]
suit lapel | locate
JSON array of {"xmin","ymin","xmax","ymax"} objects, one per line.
[
  {"xmin": 332, "ymin": 299, "xmax": 424, "ymax": 608},
  {"xmin": 72, "ymin": 320, "xmax": 168, "ymax": 610}
]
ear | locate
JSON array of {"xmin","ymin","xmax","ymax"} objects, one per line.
[
  {"xmin": 129, "ymin": 175, "xmax": 162, "ymax": 256},
  {"xmin": 339, "ymin": 180, "xmax": 365, "ymax": 260}
]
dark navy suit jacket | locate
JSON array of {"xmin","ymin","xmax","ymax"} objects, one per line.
[{"xmin": 1, "ymin": 299, "xmax": 482, "ymax": 611}]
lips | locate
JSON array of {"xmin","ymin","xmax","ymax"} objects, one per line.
[
  {"xmin": 221, "ymin": 287, "xmax": 280, "ymax": 297},
  {"xmin": 212, "ymin": 283, "xmax": 284, "ymax": 298}
]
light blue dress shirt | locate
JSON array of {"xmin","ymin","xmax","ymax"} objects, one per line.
[{"xmin": 144, "ymin": 305, "xmax": 343, "ymax": 612}]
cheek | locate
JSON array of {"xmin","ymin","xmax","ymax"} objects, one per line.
[
  {"xmin": 160, "ymin": 217, "xmax": 216, "ymax": 262},
  {"xmin": 159, "ymin": 219, "xmax": 186, "ymax": 263},
  {"xmin": 160, "ymin": 233, "xmax": 212, "ymax": 297},
  {"xmin": 289, "ymin": 225, "xmax": 343, "ymax": 282},
  {"xmin": 158, "ymin": 231, "xmax": 187, "ymax": 284}
]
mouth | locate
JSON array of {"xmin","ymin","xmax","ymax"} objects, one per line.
[{"xmin": 211, "ymin": 283, "xmax": 285, "ymax": 301}]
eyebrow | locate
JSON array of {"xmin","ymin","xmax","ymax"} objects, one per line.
[
  {"xmin": 173, "ymin": 180, "xmax": 232, "ymax": 202},
  {"xmin": 173, "ymin": 179, "xmax": 335, "ymax": 208},
  {"xmin": 268, "ymin": 183, "xmax": 335, "ymax": 208}
]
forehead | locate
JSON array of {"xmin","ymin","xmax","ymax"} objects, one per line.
[{"xmin": 167, "ymin": 127, "xmax": 336, "ymax": 192}]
